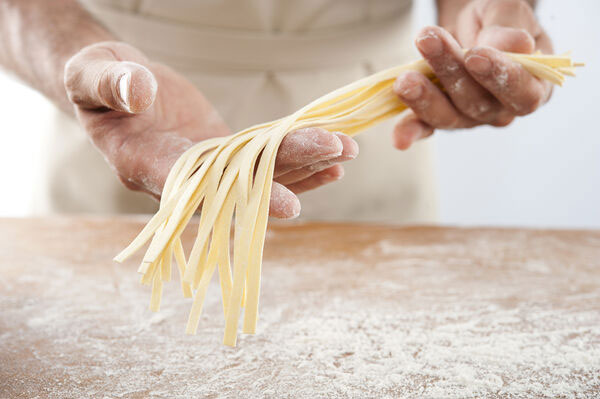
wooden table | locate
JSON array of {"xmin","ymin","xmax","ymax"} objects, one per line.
[{"xmin": 1, "ymin": 216, "xmax": 599, "ymax": 398}]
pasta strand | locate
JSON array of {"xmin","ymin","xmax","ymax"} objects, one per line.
[{"xmin": 115, "ymin": 51, "xmax": 582, "ymax": 346}]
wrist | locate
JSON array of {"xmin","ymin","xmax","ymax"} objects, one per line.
[
  {"xmin": 436, "ymin": 0, "xmax": 538, "ymax": 39},
  {"xmin": 436, "ymin": 0, "xmax": 472, "ymax": 35},
  {"xmin": 0, "ymin": 0, "xmax": 116, "ymax": 114},
  {"xmin": 54, "ymin": 30, "xmax": 116, "ymax": 113}
]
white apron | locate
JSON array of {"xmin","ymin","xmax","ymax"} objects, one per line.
[{"xmin": 34, "ymin": 0, "xmax": 438, "ymax": 223}]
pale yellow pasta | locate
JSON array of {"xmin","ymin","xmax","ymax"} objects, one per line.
[{"xmin": 114, "ymin": 51, "xmax": 582, "ymax": 347}]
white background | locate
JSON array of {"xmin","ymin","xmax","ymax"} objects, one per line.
[
  {"xmin": 0, "ymin": 0, "xmax": 598, "ymax": 227},
  {"xmin": 433, "ymin": 0, "xmax": 600, "ymax": 228}
]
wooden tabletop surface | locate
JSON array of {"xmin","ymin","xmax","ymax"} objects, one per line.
[{"xmin": 1, "ymin": 216, "xmax": 599, "ymax": 398}]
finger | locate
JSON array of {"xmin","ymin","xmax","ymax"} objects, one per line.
[
  {"xmin": 534, "ymin": 31, "xmax": 555, "ymax": 102},
  {"xmin": 393, "ymin": 70, "xmax": 477, "ymax": 130},
  {"xmin": 64, "ymin": 44, "xmax": 157, "ymax": 113},
  {"xmin": 414, "ymin": 26, "xmax": 502, "ymax": 123},
  {"xmin": 465, "ymin": 46, "xmax": 550, "ymax": 116},
  {"xmin": 286, "ymin": 164, "xmax": 345, "ymax": 195},
  {"xmin": 274, "ymin": 127, "xmax": 343, "ymax": 176},
  {"xmin": 476, "ymin": 26, "xmax": 535, "ymax": 53},
  {"xmin": 392, "ymin": 111, "xmax": 434, "ymax": 151},
  {"xmin": 269, "ymin": 182, "xmax": 301, "ymax": 219},
  {"xmin": 276, "ymin": 132, "xmax": 358, "ymax": 185},
  {"xmin": 474, "ymin": 26, "xmax": 544, "ymax": 113},
  {"xmin": 535, "ymin": 31, "xmax": 554, "ymax": 54}
]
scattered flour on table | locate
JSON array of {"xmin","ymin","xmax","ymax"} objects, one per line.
[{"xmin": 2, "ymin": 230, "xmax": 600, "ymax": 398}]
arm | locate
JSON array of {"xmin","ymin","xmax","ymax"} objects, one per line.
[
  {"xmin": 392, "ymin": 0, "xmax": 551, "ymax": 149},
  {"xmin": 0, "ymin": 0, "xmax": 358, "ymax": 218},
  {"xmin": 0, "ymin": 0, "xmax": 113, "ymax": 113}
]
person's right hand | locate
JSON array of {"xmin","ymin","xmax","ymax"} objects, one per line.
[{"xmin": 64, "ymin": 41, "xmax": 358, "ymax": 218}]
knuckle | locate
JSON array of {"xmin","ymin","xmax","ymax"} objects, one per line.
[
  {"xmin": 491, "ymin": 63, "xmax": 512, "ymax": 92},
  {"xmin": 394, "ymin": 72, "xmax": 424, "ymax": 97},
  {"xmin": 444, "ymin": 115, "xmax": 462, "ymax": 130},
  {"xmin": 429, "ymin": 112, "xmax": 459, "ymax": 129},
  {"xmin": 464, "ymin": 100, "xmax": 497, "ymax": 123}
]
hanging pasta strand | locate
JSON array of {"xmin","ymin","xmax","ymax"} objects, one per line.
[{"xmin": 114, "ymin": 51, "xmax": 583, "ymax": 346}]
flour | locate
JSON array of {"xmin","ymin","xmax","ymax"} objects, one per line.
[
  {"xmin": 2, "ymin": 222, "xmax": 599, "ymax": 398},
  {"xmin": 452, "ymin": 77, "xmax": 465, "ymax": 94},
  {"xmin": 496, "ymin": 64, "xmax": 509, "ymax": 88},
  {"xmin": 269, "ymin": 183, "xmax": 301, "ymax": 218},
  {"xmin": 277, "ymin": 127, "xmax": 343, "ymax": 163},
  {"xmin": 4, "ymin": 256, "xmax": 599, "ymax": 399}
]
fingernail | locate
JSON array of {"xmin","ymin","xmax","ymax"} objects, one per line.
[
  {"xmin": 324, "ymin": 166, "xmax": 344, "ymax": 180},
  {"xmin": 393, "ymin": 77, "xmax": 423, "ymax": 101},
  {"xmin": 290, "ymin": 199, "xmax": 301, "ymax": 218},
  {"xmin": 465, "ymin": 54, "xmax": 492, "ymax": 76},
  {"xmin": 321, "ymin": 134, "xmax": 343, "ymax": 158},
  {"xmin": 416, "ymin": 31, "xmax": 443, "ymax": 56},
  {"xmin": 394, "ymin": 134, "xmax": 412, "ymax": 150},
  {"xmin": 334, "ymin": 132, "xmax": 359, "ymax": 159},
  {"xmin": 117, "ymin": 73, "xmax": 131, "ymax": 109}
]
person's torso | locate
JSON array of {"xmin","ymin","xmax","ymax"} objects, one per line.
[{"xmin": 36, "ymin": 0, "xmax": 439, "ymax": 223}]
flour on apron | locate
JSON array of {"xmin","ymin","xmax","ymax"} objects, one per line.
[{"xmin": 34, "ymin": 0, "xmax": 438, "ymax": 223}]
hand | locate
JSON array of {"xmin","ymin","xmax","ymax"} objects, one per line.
[
  {"xmin": 64, "ymin": 42, "xmax": 358, "ymax": 218},
  {"xmin": 392, "ymin": 0, "xmax": 553, "ymax": 150}
]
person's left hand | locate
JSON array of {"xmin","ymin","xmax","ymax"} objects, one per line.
[
  {"xmin": 64, "ymin": 42, "xmax": 358, "ymax": 219},
  {"xmin": 392, "ymin": 0, "xmax": 553, "ymax": 150}
]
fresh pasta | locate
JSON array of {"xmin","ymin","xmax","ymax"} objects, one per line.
[{"xmin": 115, "ymin": 51, "xmax": 582, "ymax": 346}]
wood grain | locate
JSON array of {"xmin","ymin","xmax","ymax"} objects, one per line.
[{"xmin": 1, "ymin": 216, "xmax": 599, "ymax": 398}]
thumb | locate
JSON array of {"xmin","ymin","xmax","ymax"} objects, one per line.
[
  {"xmin": 64, "ymin": 42, "xmax": 157, "ymax": 113},
  {"xmin": 476, "ymin": 26, "xmax": 535, "ymax": 53},
  {"xmin": 455, "ymin": 0, "xmax": 541, "ymax": 51}
]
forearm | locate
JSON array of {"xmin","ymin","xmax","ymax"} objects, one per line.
[{"xmin": 0, "ymin": 0, "xmax": 114, "ymax": 113}]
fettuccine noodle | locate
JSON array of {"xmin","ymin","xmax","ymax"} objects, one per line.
[{"xmin": 115, "ymin": 51, "xmax": 582, "ymax": 346}]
